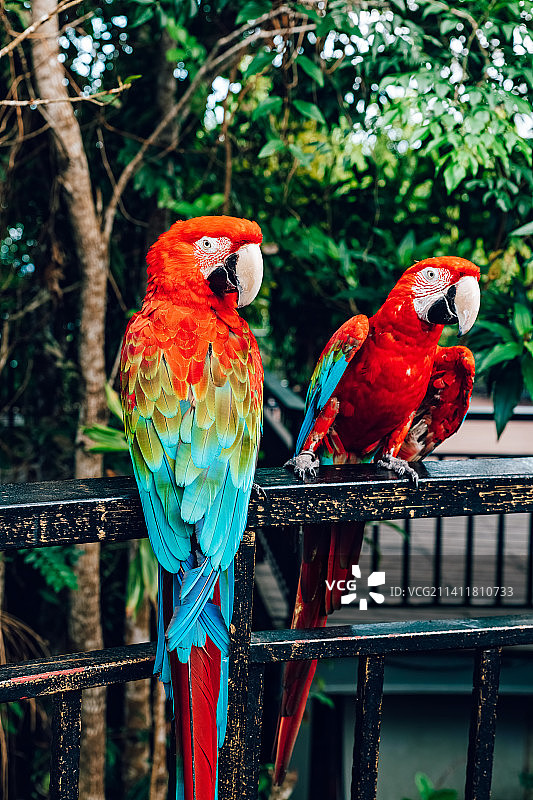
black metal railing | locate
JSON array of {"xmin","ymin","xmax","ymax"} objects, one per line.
[
  {"xmin": 1, "ymin": 457, "xmax": 533, "ymax": 799},
  {"xmin": 258, "ymin": 383, "xmax": 533, "ymax": 624}
]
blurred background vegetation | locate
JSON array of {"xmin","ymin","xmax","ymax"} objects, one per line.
[{"xmin": 0, "ymin": 0, "xmax": 532, "ymax": 798}]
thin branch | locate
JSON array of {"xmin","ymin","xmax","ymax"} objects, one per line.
[
  {"xmin": 107, "ymin": 338, "xmax": 124, "ymax": 389},
  {"xmin": 102, "ymin": 11, "xmax": 316, "ymax": 245},
  {"xmin": 427, "ymin": 0, "xmax": 491, "ymax": 66},
  {"xmin": 0, "ymin": 120, "xmax": 50, "ymax": 147},
  {"xmin": 221, "ymin": 65, "xmax": 236, "ymax": 214},
  {"xmin": 0, "ymin": 357, "xmax": 34, "ymax": 417},
  {"xmin": 108, "ymin": 269, "xmax": 129, "ymax": 314},
  {"xmin": 0, "ymin": 82, "xmax": 133, "ymax": 107},
  {"xmin": 0, "ymin": 0, "xmax": 82, "ymax": 60},
  {"xmin": 96, "ymin": 127, "xmax": 147, "ymax": 228}
]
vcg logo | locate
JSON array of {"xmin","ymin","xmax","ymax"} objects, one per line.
[{"xmin": 325, "ymin": 565, "xmax": 386, "ymax": 610}]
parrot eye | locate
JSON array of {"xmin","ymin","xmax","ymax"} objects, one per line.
[
  {"xmin": 198, "ymin": 237, "xmax": 218, "ymax": 253},
  {"xmin": 423, "ymin": 268, "xmax": 438, "ymax": 282}
]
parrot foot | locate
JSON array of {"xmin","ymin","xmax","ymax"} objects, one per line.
[
  {"xmin": 252, "ymin": 482, "xmax": 267, "ymax": 500},
  {"xmin": 377, "ymin": 454, "xmax": 419, "ymax": 486},
  {"xmin": 284, "ymin": 450, "xmax": 320, "ymax": 481}
]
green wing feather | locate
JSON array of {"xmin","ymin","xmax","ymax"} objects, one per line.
[{"xmin": 121, "ymin": 326, "xmax": 262, "ymax": 574}]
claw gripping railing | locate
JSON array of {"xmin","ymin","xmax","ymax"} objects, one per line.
[{"xmin": 1, "ymin": 457, "xmax": 533, "ymax": 800}]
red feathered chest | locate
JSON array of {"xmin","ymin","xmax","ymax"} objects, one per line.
[{"xmin": 332, "ymin": 315, "xmax": 442, "ymax": 457}]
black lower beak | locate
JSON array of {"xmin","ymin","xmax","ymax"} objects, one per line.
[
  {"xmin": 207, "ymin": 253, "xmax": 239, "ymax": 297},
  {"xmin": 426, "ymin": 284, "xmax": 459, "ymax": 326}
]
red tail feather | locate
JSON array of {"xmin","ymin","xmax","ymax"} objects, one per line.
[
  {"xmin": 163, "ymin": 570, "xmax": 221, "ymax": 800},
  {"xmin": 273, "ymin": 522, "xmax": 365, "ymax": 786}
]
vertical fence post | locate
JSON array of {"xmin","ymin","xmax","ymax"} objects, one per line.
[
  {"xmin": 241, "ymin": 663, "xmax": 265, "ymax": 800},
  {"xmin": 464, "ymin": 648, "xmax": 502, "ymax": 800},
  {"xmin": 218, "ymin": 529, "xmax": 257, "ymax": 800},
  {"xmin": 402, "ymin": 518, "xmax": 410, "ymax": 606},
  {"xmin": 465, "ymin": 516, "xmax": 474, "ymax": 606},
  {"xmin": 527, "ymin": 513, "xmax": 533, "ymax": 606},
  {"xmin": 351, "ymin": 654, "xmax": 385, "ymax": 800},
  {"xmin": 49, "ymin": 689, "xmax": 82, "ymax": 800},
  {"xmin": 433, "ymin": 516, "xmax": 442, "ymax": 605},
  {"xmin": 495, "ymin": 516, "xmax": 505, "ymax": 607}
]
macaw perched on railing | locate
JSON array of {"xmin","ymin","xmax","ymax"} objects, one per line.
[
  {"xmin": 120, "ymin": 216, "xmax": 264, "ymax": 800},
  {"xmin": 273, "ymin": 256, "xmax": 481, "ymax": 786}
]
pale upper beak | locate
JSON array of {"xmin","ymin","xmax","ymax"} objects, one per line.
[
  {"xmin": 234, "ymin": 242, "xmax": 263, "ymax": 308},
  {"xmin": 454, "ymin": 275, "xmax": 480, "ymax": 336},
  {"xmin": 422, "ymin": 274, "xmax": 480, "ymax": 335},
  {"xmin": 205, "ymin": 242, "xmax": 263, "ymax": 308}
]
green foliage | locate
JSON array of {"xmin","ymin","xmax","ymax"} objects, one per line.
[
  {"xmin": 469, "ymin": 255, "xmax": 533, "ymax": 435},
  {"xmin": 309, "ymin": 675, "xmax": 335, "ymax": 709},
  {"xmin": 126, "ymin": 539, "xmax": 158, "ymax": 618},
  {"xmin": 20, "ymin": 546, "xmax": 79, "ymax": 593},
  {"xmin": 257, "ymin": 763, "xmax": 274, "ymax": 800},
  {"xmin": 402, "ymin": 771, "xmax": 458, "ymax": 800},
  {"xmin": 83, "ymin": 424, "xmax": 129, "ymax": 452},
  {"xmin": 1, "ymin": 0, "xmax": 533, "ymax": 792}
]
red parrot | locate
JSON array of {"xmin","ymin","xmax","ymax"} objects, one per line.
[
  {"xmin": 120, "ymin": 216, "xmax": 264, "ymax": 800},
  {"xmin": 273, "ymin": 256, "xmax": 480, "ymax": 785}
]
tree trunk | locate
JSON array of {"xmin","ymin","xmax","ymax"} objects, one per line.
[{"xmin": 31, "ymin": 3, "xmax": 108, "ymax": 799}]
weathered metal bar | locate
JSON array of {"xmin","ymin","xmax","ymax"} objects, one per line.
[
  {"xmin": 49, "ymin": 690, "xmax": 82, "ymax": 800},
  {"xmin": 351, "ymin": 654, "xmax": 385, "ymax": 800},
  {"xmin": 402, "ymin": 517, "xmax": 410, "ymax": 606},
  {"xmin": 465, "ymin": 515, "xmax": 474, "ymax": 607},
  {"xmin": 219, "ymin": 530, "xmax": 256, "ymax": 800},
  {"xmin": 371, "ymin": 524, "xmax": 380, "ymax": 574},
  {"xmin": 1, "ymin": 458, "xmax": 533, "ymax": 549},
  {"xmin": 0, "ymin": 642, "xmax": 155, "ymax": 702},
  {"xmin": 240, "ymin": 663, "xmax": 265, "ymax": 800},
  {"xmin": 526, "ymin": 512, "xmax": 533, "ymax": 606},
  {"xmin": 495, "ymin": 515, "xmax": 505, "ymax": 607},
  {"xmin": 464, "ymin": 648, "xmax": 502, "ymax": 800},
  {"xmin": 250, "ymin": 615, "xmax": 533, "ymax": 663},
  {"xmin": 433, "ymin": 516, "xmax": 442, "ymax": 605}
]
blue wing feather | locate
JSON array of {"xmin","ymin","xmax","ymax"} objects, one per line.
[
  {"xmin": 294, "ymin": 316, "xmax": 368, "ymax": 455},
  {"xmin": 124, "ymin": 332, "xmax": 262, "ymax": 781}
]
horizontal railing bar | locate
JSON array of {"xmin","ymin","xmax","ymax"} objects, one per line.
[
  {"xmin": 1, "ymin": 616, "xmax": 531, "ymax": 702},
  {"xmin": 1, "ymin": 458, "xmax": 533, "ymax": 550},
  {"xmin": 250, "ymin": 615, "xmax": 533, "ymax": 663},
  {"xmin": 0, "ymin": 642, "xmax": 155, "ymax": 702},
  {"xmin": 467, "ymin": 405, "xmax": 533, "ymax": 421}
]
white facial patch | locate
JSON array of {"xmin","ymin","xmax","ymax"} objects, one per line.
[
  {"xmin": 194, "ymin": 236, "xmax": 233, "ymax": 277},
  {"xmin": 412, "ymin": 267, "xmax": 452, "ymax": 320}
]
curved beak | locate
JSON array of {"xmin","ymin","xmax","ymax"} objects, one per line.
[
  {"xmin": 426, "ymin": 275, "xmax": 480, "ymax": 335},
  {"xmin": 206, "ymin": 243, "xmax": 263, "ymax": 307},
  {"xmin": 234, "ymin": 242, "xmax": 263, "ymax": 308},
  {"xmin": 454, "ymin": 275, "xmax": 480, "ymax": 335}
]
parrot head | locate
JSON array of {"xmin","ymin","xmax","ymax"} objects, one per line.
[
  {"xmin": 146, "ymin": 215, "xmax": 263, "ymax": 308},
  {"xmin": 398, "ymin": 256, "xmax": 481, "ymax": 336}
]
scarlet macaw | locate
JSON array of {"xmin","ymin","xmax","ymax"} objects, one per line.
[
  {"xmin": 273, "ymin": 256, "xmax": 480, "ymax": 785},
  {"xmin": 120, "ymin": 216, "xmax": 264, "ymax": 800}
]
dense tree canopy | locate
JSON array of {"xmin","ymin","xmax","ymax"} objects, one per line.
[
  {"xmin": 0, "ymin": 1, "xmax": 532, "ymax": 794},
  {"xmin": 1, "ymin": 0, "xmax": 533, "ymax": 481}
]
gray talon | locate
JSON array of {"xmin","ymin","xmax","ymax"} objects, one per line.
[
  {"xmin": 252, "ymin": 482, "xmax": 267, "ymax": 500},
  {"xmin": 378, "ymin": 454, "xmax": 419, "ymax": 486},
  {"xmin": 284, "ymin": 451, "xmax": 320, "ymax": 482}
]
